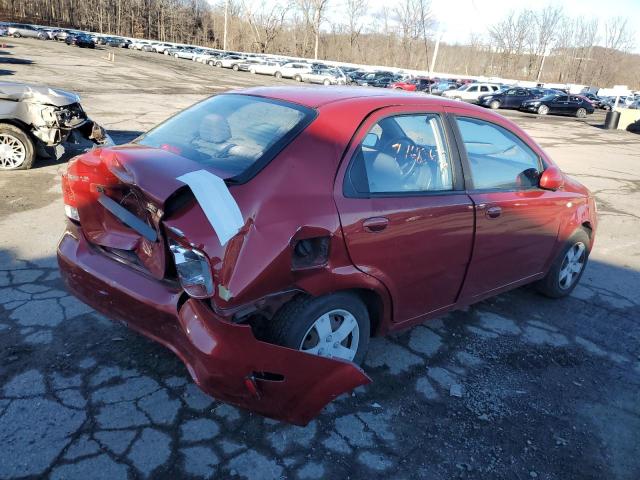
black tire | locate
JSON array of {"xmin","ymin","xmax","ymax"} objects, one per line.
[
  {"xmin": 536, "ymin": 229, "xmax": 590, "ymax": 298},
  {"xmin": 268, "ymin": 292, "xmax": 370, "ymax": 365},
  {"xmin": 0, "ymin": 123, "xmax": 36, "ymax": 170},
  {"xmin": 576, "ymin": 108, "xmax": 587, "ymax": 118},
  {"xmin": 274, "ymin": 71, "xmax": 282, "ymax": 79},
  {"xmin": 13, "ymin": 33, "xmax": 21, "ymax": 38}
]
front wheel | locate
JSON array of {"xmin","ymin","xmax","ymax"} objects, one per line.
[
  {"xmin": 294, "ymin": 75, "xmax": 302, "ymax": 82},
  {"xmin": 323, "ymin": 79, "xmax": 331, "ymax": 86},
  {"xmin": 232, "ymin": 64, "xmax": 239, "ymax": 71},
  {"xmin": 267, "ymin": 293, "xmax": 370, "ymax": 365},
  {"xmin": 0, "ymin": 124, "xmax": 35, "ymax": 170},
  {"xmin": 216, "ymin": 61, "xmax": 222, "ymax": 67},
  {"xmin": 536, "ymin": 229, "xmax": 590, "ymax": 298},
  {"xmin": 274, "ymin": 71, "xmax": 282, "ymax": 79},
  {"xmin": 538, "ymin": 104, "xmax": 549, "ymax": 115},
  {"xmin": 576, "ymin": 108, "xmax": 587, "ymax": 118},
  {"xmin": 489, "ymin": 100, "xmax": 501, "ymax": 109}
]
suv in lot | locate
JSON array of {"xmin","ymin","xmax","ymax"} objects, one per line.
[
  {"xmin": 442, "ymin": 83, "xmax": 501, "ymax": 102},
  {"xmin": 273, "ymin": 62, "xmax": 312, "ymax": 79},
  {"xmin": 8, "ymin": 24, "xmax": 44, "ymax": 38}
]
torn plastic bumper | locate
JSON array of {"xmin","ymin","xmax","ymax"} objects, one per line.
[{"xmin": 57, "ymin": 227, "xmax": 371, "ymax": 425}]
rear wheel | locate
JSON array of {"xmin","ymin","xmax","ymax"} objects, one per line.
[
  {"xmin": 536, "ymin": 229, "xmax": 590, "ymax": 298},
  {"xmin": 216, "ymin": 61, "xmax": 222, "ymax": 67},
  {"xmin": 323, "ymin": 79, "xmax": 331, "ymax": 86},
  {"xmin": 0, "ymin": 124, "xmax": 35, "ymax": 170},
  {"xmin": 267, "ymin": 293, "xmax": 370, "ymax": 365},
  {"xmin": 576, "ymin": 108, "xmax": 587, "ymax": 118},
  {"xmin": 274, "ymin": 71, "xmax": 282, "ymax": 79},
  {"xmin": 174, "ymin": 53, "xmax": 179, "ymax": 58},
  {"xmin": 232, "ymin": 64, "xmax": 239, "ymax": 71},
  {"xmin": 538, "ymin": 104, "xmax": 549, "ymax": 115},
  {"xmin": 294, "ymin": 75, "xmax": 302, "ymax": 82}
]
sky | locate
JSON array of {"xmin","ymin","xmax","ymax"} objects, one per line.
[{"xmin": 335, "ymin": 0, "xmax": 640, "ymax": 53}]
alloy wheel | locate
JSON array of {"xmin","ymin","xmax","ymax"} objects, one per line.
[
  {"xmin": 299, "ymin": 309, "xmax": 360, "ymax": 361},
  {"xmin": 0, "ymin": 133, "xmax": 26, "ymax": 169},
  {"xmin": 576, "ymin": 108, "xmax": 587, "ymax": 118},
  {"xmin": 558, "ymin": 242, "xmax": 586, "ymax": 290},
  {"xmin": 538, "ymin": 105, "xmax": 549, "ymax": 115}
]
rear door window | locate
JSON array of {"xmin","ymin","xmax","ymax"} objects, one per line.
[{"xmin": 347, "ymin": 113, "xmax": 453, "ymax": 194}]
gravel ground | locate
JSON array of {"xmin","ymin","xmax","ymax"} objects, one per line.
[{"xmin": 1, "ymin": 38, "xmax": 639, "ymax": 480}]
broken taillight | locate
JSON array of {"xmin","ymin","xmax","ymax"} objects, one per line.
[
  {"xmin": 169, "ymin": 241, "xmax": 214, "ymax": 298},
  {"xmin": 61, "ymin": 173, "xmax": 80, "ymax": 222}
]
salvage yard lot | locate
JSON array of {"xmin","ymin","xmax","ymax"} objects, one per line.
[{"xmin": 1, "ymin": 38, "xmax": 639, "ymax": 480}]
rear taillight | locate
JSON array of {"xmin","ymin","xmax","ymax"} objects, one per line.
[
  {"xmin": 61, "ymin": 173, "xmax": 80, "ymax": 222},
  {"xmin": 169, "ymin": 241, "xmax": 213, "ymax": 298}
]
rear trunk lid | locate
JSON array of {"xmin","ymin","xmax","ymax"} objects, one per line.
[{"xmin": 65, "ymin": 145, "xmax": 233, "ymax": 280}]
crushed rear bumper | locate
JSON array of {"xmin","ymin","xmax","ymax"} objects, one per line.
[{"xmin": 57, "ymin": 227, "xmax": 370, "ymax": 425}]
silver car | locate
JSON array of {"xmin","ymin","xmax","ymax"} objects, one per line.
[
  {"xmin": 0, "ymin": 82, "xmax": 111, "ymax": 170},
  {"xmin": 300, "ymin": 67, "xmax": 347, "ymax": 85},
  {"xmin": 8, "ymin": 25, "xmax": 44, "ymax": 39}
]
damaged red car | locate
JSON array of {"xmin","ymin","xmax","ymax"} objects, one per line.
[{"xmin": 57, "ymin": 87, "xmax": 597, "ymax": 425}]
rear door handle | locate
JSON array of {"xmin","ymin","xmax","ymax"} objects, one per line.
[
  {"xmin": 486, "ymin": 206, "xmax": 502, "ymax": 219},
  {"xmin": 363, "ymin": 217, "xmax": 389, "ymax": 232}
]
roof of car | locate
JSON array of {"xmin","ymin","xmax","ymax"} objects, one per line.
[{"xmin": 234, "ymin": 86, "xmax": 482, "ymax": 110}]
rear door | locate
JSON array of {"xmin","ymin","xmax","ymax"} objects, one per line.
[
  {"xmin": 447, "ymin": 110, "xmax": 566, "ymax": 300},
  {"xmin": 335, "ymin": 106, "xmax": 474, "ymax": 326}
]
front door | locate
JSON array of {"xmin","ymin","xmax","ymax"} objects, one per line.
[
  {"xmin": 335, "ymin": 107, "xmax": 474, "ymax": 325},
  {"xmin": 448, "ymin": 112, "xmax": 566, "ymax": 300}
]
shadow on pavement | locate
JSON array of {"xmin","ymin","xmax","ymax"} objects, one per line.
[{"xmin": 0, "ymin": 242, "xmax": 638, "ymax": 479}]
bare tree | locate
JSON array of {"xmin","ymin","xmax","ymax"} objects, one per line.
[{"xmin": 345, "ymin": 0, "xmax": 367, "ymax": 62}]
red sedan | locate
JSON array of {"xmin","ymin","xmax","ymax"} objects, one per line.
[{"xmin": 57, "ymin": 87, "xmax": 597, "ymax": 425}]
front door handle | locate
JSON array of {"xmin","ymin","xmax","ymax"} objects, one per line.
[
  {"xmin": 363, "ymin": 217, "xmax": 389, "ymax": 232},
  {"xmin": 486, "ymin": 206, "xmax": 502, "ymax": 219}
]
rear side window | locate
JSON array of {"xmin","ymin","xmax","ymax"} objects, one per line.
[
  {"xmin": 137, "ymin": 94, "xmax": 315, "ymax": 182},
  {"xmin": 455, "ymin": 117, "xmax": 542, "ymax": 190},
  {"xmin": 347, "ymin": 113, "xmax": 453, "ymax": 195}
]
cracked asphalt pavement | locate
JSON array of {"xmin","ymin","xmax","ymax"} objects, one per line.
[{"xmin": 1, "ymin": 38, "xmax": 639, "ymax": 480}]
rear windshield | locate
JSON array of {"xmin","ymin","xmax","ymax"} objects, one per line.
[{"xmin": 137, "ymin": 94, "xmax": 315, "ymax": 181}]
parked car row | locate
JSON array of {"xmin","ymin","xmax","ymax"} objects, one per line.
[{"xmin": 5, "ymin": 21, "xmax": 638, "ymax": 108}]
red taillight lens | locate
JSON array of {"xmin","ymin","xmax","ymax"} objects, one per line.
[{"xmin": 61, "ymin": 173, "xmax": 80, "ymax": 222}]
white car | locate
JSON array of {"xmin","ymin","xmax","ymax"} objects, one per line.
[
  {"xmin": 273, "ymin": 62, "xmax": 313, "ymax": 80},
  {"xmin": 442, "ymin": 83, "xmax": 501, "ymax": 102},
  {"xmin": 153, "ymin": 43, "xmax": 174, "ymax": 54},
  {"xmin": 250, "ymin": 61, "xmax": 285, "ymax": 75},
  {"xmin": 131, "ymin": 40, "xmax": 152, "ymax": 50}
]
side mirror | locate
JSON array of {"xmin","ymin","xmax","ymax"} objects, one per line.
[{"xmin": 539, "ymin": 166, "xmax": 564, "ymax": 191}]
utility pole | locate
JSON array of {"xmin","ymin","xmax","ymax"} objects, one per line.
[
  {"xmin": 223, "ymin": 0, "xmax": 228, "ymax": 50},
  {"xmin": 536, "ymin": 52, "xmax": 547, "ymax": 83},
  {"xmin": 429, "ymin": 31, "xmax": 441, "ymax": 77}
]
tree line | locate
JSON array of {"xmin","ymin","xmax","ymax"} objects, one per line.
[{"xmin": 1, "ymin": 0, "xmax": 638, "ymax": 88}]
